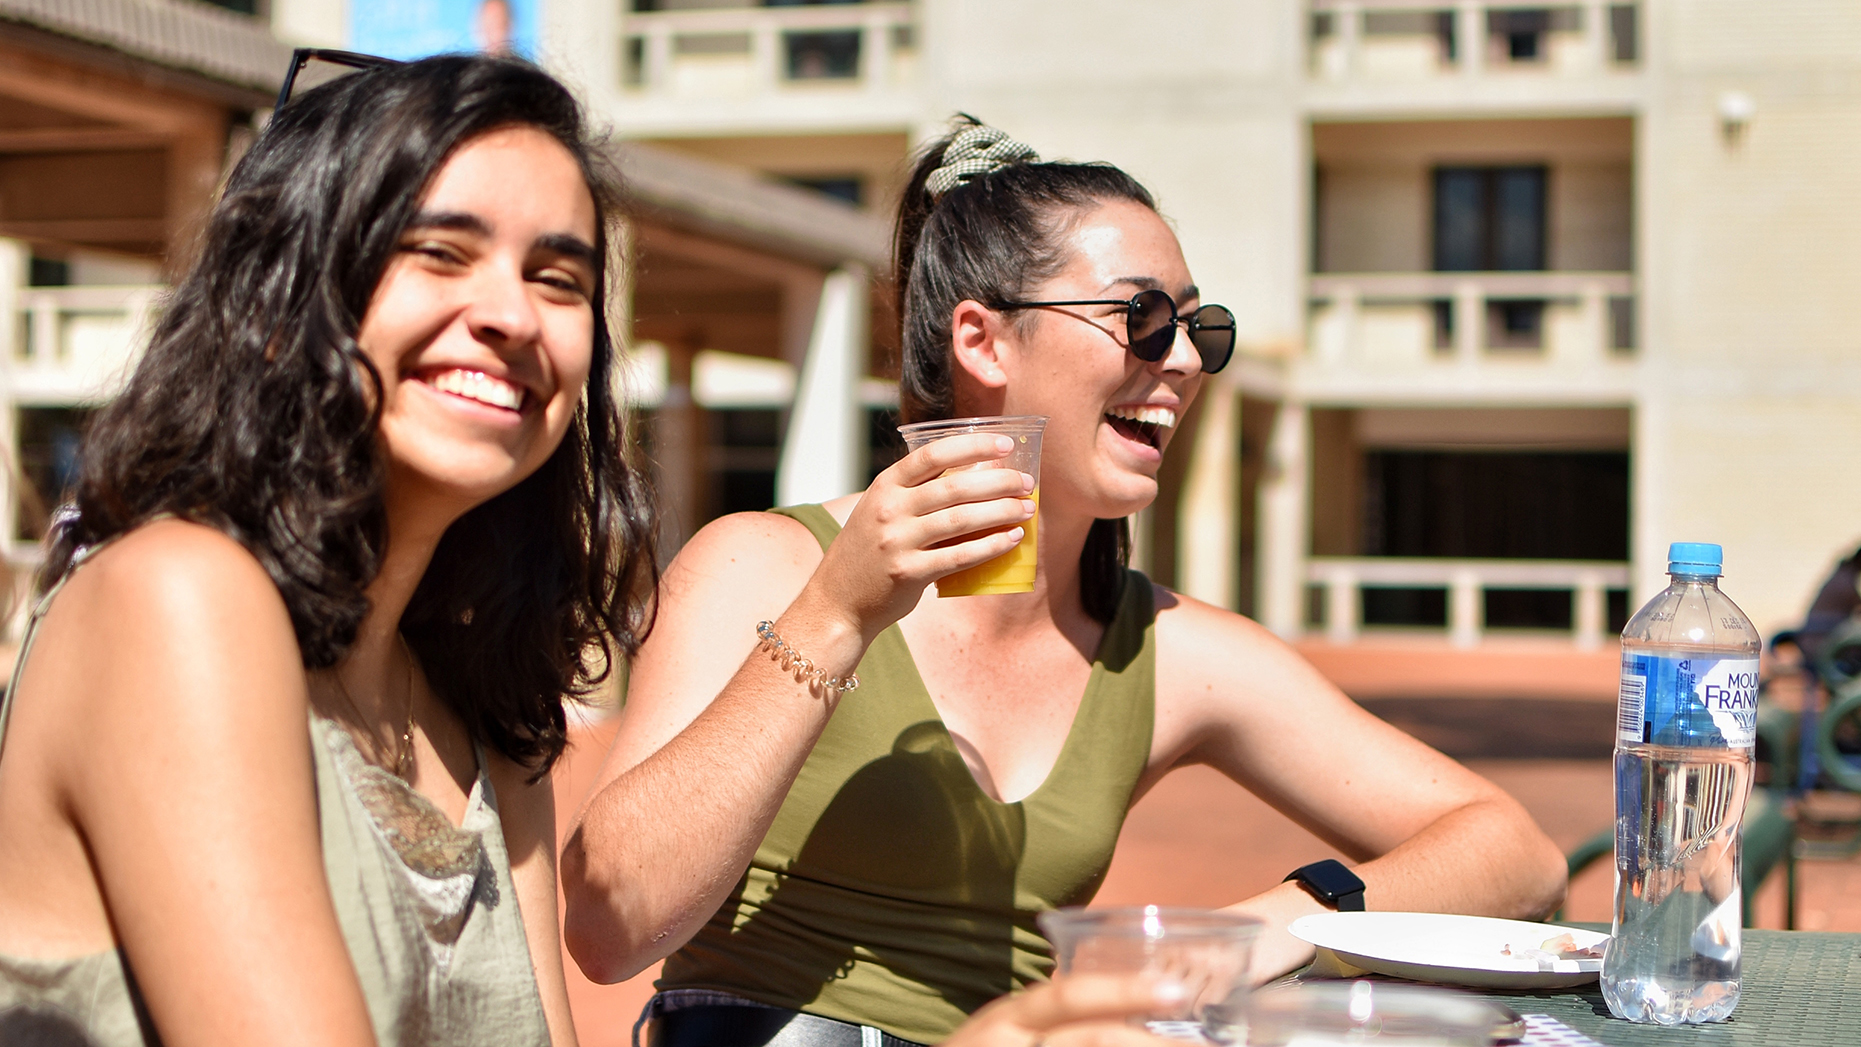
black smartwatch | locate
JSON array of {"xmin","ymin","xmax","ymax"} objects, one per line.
[{"xmin": 1285, "ymin": 859, "xmax": 1366, "ymax": 912}]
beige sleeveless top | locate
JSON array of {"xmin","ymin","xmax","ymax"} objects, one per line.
[{"xmin": 0, "ymin": 539, "xmax": 551, "ymax": 1046}]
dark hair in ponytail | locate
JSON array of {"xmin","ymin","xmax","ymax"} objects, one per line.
[
  {"xmin": 893, "ymin": 116, "xmax": 1153, "ymax": 622},
  {"xmin": 48, "ymin": 55, "xmax": 658, "ymax": 775}
]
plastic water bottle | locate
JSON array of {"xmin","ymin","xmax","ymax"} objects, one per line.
[{"xmin": 1601, "ymin": 542, "xmax": 1760, "ymax": 1025}]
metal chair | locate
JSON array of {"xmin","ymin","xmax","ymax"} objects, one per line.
[
  {"xmin": 1816, "ymin": 676, "xmax": 1861, "ymax": 794},
  {"xmin": 1557, "ymin": 786, "xmax": 1795, "ymax": 929}
]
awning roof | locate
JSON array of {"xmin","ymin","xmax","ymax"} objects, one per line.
[
  {"xmin": 611, "ymin": 140, "xmax": 891, "ymax": 271},
  {"xmin": 0, "ymin": 0, "xmax": 290, "ymax": 98}
]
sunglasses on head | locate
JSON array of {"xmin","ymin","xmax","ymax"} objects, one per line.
[
  {"xmin": 991, "ymin": 289, "xmax": 1236, "ymax": 374},
  {"xmin": 275, "ymin": 48, "xmax": 402, "ymax": 112}
]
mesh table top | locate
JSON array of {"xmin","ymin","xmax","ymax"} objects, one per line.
[{"xmin": 1473, "ymin": 931, "xmax": 1861, "ymax": 1046}]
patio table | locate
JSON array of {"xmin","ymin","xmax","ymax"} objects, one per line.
[{"xmin": 1457, "ymin": 929, "xmax": 1861, "ymax": 1046}]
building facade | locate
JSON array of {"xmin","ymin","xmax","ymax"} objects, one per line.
[
  {"xmin": 529, "ymin": 0, "xmax": 1861, "ymax": 681},
  {"xmin": 10, "ymin": 0, "xmax": 1861, "ymax": 678}
]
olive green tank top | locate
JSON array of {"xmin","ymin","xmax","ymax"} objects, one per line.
[
  {"xmin": 0, "ymin": 537, "xmax": 551, "ymax": 1047},
  {"xmin": 659, "ymin": 504, "xmax": 1157, "ymax": 1045}
]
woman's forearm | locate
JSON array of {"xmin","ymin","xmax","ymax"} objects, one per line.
[
  {"xmin": 1228, "ymin": 795, "xmax": 1567, "ymax": 982},
  {"xmin": 560, "ymin": 589, "xmax": 864, "ymax": 983},
  {"xmin": 561, "ymin": 444, "xmax": 1037, "ymax": 983},
  {"xmin": 1352, "ymin": 794, "xmax": 1567, "ymax": 919}
]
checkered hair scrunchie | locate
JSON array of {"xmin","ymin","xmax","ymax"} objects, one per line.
[{"xmin": 924, "ymin": 124, "xmax": 1040, "ymax": 199}]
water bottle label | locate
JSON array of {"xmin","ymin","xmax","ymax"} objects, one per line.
[{"xmin": 1617, "ymin": 653, "xmax": 1758, "ymax": 748}]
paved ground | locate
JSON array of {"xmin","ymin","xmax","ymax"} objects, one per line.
[{"xmin": 551, "ymin": 706, "xmax": 1861, "ymax": 1047}]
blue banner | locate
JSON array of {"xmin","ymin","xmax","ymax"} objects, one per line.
[{"xmin": 350, "ymin": 0, "xmax": 539, "ymax": 61}]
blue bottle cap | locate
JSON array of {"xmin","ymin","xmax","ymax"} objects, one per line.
[{"xmin": 1667, "ymin": 542, "xmax": 1723, "ymax": 575}]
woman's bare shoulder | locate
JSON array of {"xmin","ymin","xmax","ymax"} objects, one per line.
[
  {"xmin": 668, "ymin": 510, "xmax": 828, "ymax": 586},
  {"xmin": 1150, "ymin": 582, "xmax": 1289, "ymax": 657},
  {"xmin": 70, "ymin": 518, "xmax": 275, "ymax": 599},
  {"xmin": 1148, "ymin": 582, "xmax": 1346, "ymax": 708},
  {"xmin": 36, "ymin": 519, "xmax": 295, "ymax": 673}
]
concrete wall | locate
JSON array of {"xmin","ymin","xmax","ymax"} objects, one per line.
[
  {"xmin": 1635, "ymin": 0, "xmax": 1861, "ymax": 631},
  {"xmin": 535, "ymin": 0, "xmax": 1861, "ymax": 638},
  {"xmin": 916, "ymin": 0, "xmax": 1307, "ymax": 354}
]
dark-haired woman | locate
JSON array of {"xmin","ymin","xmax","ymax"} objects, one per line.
[
  {"xmin": 562, "ymin": 120, "xmax": 1568, "ymax": 1046},
  {"xmin": 0, "ymin": 64, "xmax": 1187, "ymax": 1047},
  {"xmin": 0, "ymin": 55, "xmax": 640, "ymax": 1046}
]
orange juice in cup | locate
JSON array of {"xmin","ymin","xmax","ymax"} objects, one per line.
[
  {"xmin": 936, "ymin": 488, "xmax": 1039, "ymax": 595},
  {"xmin": 896, "ymin": 416, "xmax": 1046, "ymax": 597}
]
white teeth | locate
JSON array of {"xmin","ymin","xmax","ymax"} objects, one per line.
[
  {"xmin": 428, "ymin": 369, "xmax": 523, "ymax": 411},
  {"xmin": 1107, "ymin": 405, "xmax": 1178, "ymax": 429}
]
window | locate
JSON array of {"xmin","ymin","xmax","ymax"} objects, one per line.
[
  {"xmin": 784, "ymin": 29, "xmax": 861, "ymax": 79},
  {"xmin": 1361, "ymin": 450, "xmax": 1630, "ymax": 561},
  {"xmin": 28, "ymin": 257, "xmax": 69, "ymax": 287},
  {"xmin": 1433, "ymin": 166, "xmax": 1547, "ymax": 272},
  {"xmin": 1610, "ymin": 4, "xmax": 1639, "ymax": 62},
  {"xmin": 1488, "ymin": 8, "xmax": 1550, "ymax": 60},
  {"xmin": 1609, "ymin": 296, "xmax": 1636, "ymax": 351}
]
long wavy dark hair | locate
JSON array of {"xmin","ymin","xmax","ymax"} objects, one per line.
[
  {"xmin": 44, "ymin": 55, "xmax": 657, "ymax": 774},
  {"xmin": 894, "ymin": 116, "xmax": 1155, "ymax": 623}
]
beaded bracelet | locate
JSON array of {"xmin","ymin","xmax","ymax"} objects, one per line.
[{"xmin": 756, "ymin": 620, "xmax": 861, "ymax": 696}]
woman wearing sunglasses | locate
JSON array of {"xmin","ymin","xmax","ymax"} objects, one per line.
[
  {"xmin": 0, "ymin": 60, "xmax": 1194, "ymax": 1047},
  {"xmin": 563, "ymin": 118, "xmax": 1567, "ymax": 1047}
]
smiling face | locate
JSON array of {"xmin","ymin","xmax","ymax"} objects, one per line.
[
  {"xmin": 958, "ymin": 197, "xmax": 1205, "ymax": 522},
  {"xmin": 355, "ymin": 124, "xmax": 598, "ymax": 521}
]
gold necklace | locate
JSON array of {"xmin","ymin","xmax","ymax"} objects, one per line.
[{"xmin": 329, "ymin": 635, "xmax": 419, "ymax": 779}]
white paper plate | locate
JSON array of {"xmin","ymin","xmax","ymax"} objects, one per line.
[{"xmin": 1288, "ymin": 912, "xmax": 1607, "ymax": 989}]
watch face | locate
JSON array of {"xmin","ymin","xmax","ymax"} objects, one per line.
[{"xmin": 1299, "ymin": 861, "xmax": 1364, "ymax": 899}]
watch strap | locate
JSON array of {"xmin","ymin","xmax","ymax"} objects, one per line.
[{"xmin": 1285, "ymin": 859, "xmax": 1366, "ymax": 912}]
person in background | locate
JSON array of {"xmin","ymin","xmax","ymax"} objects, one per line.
[
  {"xmin": 1771, "ymin": 543, "xmax": 1861, "ymax": 790},
  {"xmin": 562, "ymin": 117, "xmax": 1568, "ymax": 1047},
  {"xmin": 476, "ymin": 0, "xmax": 515, "ymax": 54},
  {"xmin": 1797, "ymin": 544, "xmax": 1861, "ymax": 668}
]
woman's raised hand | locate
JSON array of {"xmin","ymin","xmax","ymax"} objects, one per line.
[{"xmin": 803, "ymin": 432, "xmax": 1036, "ymax": 644}]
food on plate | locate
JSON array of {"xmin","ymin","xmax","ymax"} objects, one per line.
[{"xmin": 1499, "ymin": 933, "xmax": 1608, "ymax": 964}]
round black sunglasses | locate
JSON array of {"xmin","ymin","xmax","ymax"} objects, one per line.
[{"xmin": 990, "ymin": 289, "xmax": 1236, "ymax": 374}]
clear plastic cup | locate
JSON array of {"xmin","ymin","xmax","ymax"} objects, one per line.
[
  {"xmin": 1241, "ymin": 982, "xmax": 1502, "ymax": 1046},
  {"xmin": 896, "ymin": 415, "xmax": 1046, "ymax": 597},
  {"xmin": 1038, "ymin": 906, "xmax": 1262, "ymax": 1041}
]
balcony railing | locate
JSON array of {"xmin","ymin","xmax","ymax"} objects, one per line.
[
  {"xmin": 1307, "ymin": 556, "xmax": 1630, "ymax": 648},
  {"xmin": 621, "ymin": 2, "xmax": 914, "ymax": 98},
  {"xmin": 1309, "ymin": 1, "xmax": 1638, "ymax": 80},
  {"xmin": 1307, "ymin": 271, "xmax": 1633, "ymax": 368},
  {"xmin": 8, "ymin": 285, "xmax": 157, "ymax": 404}
]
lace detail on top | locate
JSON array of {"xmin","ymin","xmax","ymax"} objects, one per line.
[
  {"xmin": 0, "ymin": 524, "xmax": 550, "ymax": 1047},
  {"xmin": 314, "ymin": 715, "xmax": 491, "ymax": 951}
]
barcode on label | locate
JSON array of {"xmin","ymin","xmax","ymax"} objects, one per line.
[{"xmin": 1618, "ymin": 673, "xmax": 1646, "ymax": 739}]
